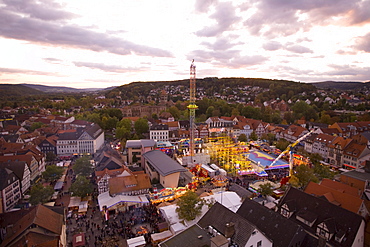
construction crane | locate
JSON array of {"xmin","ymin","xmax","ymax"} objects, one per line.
[
  {"xmin": 270, "ymin": 128, "xmax": 316, "ymax": 176},
  {"xmin": 187, "ymin": 59, "xmax": 198, "ymax": 166}
]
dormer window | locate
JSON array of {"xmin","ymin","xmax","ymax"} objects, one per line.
[{"xmin": 335, "ymin": 230, "xmax": 345, "ymax": 243}]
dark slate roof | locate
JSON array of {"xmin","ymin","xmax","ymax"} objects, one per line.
[
  {"xmin": 237, "ymin": 198, "xmax": 306, "ymax": 247},
  {"xmin": 228, "ymin": 183, "xmax": 253, "ymax": 200},
  {"xmin": 85, "ymin": 124, "xmax": 103, "ymax": 139},
  {"xmin": 0, "ymin": 167, "xmax": 17, "ymax": 190},
  {"xmin": 0, "ymin": 161, "xmax": 27, "ymax": 181},
  {"xmin": 361, "ymin": 131, "xmax": 370, "ymax": 141},
  {"xmin": 57, "ymin": 130, "xmax": 81, "ymax": 140},
  {"xmin": 198, "ymin": 202, "xmax": 256, "ymax": 246},
  {"xmin": 340, "ymin": 168, "xmax": 370, "ymax": 182},
  {"xmin": 1, "ymin": 134, "xmax": 19, "ymax": 143},
  {"xmin": 125, "ymin": 140, "xmax": 142, "ymax": 148},
  {"xmin": 141, "ymin": 139, "xmax": 156, "ymax": 147},
  {"xmin": 159, "ymin": 224, "xmax": 211, "ymax": 247},
  {"xmin": 150, "ymin": 124, "xmax": 169, "ymax": 130},
  {"xmin": 276, "ymin": 186, "xmax": 364, "ymax": 247},
  {"xmin": 125, "ymin": 139, "xmax": 155, "ymax": 149},
  {"xmin": 142, "ymin": 150, "xmax": 186, "ymax": 176}
]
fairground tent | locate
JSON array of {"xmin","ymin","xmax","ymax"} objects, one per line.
[{"xmin": 98, "ymin": 191, "xmax": 149, "ymax": 211}]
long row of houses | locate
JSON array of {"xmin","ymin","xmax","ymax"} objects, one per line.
[
  {"xmin": 0, "ymin": 114, "xmax": 105, "ymax": 213},
  {"xmin": 148, "ymin": 115, "xmax": 370, "ymax": 170}
]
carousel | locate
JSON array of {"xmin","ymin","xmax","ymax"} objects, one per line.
[{"xmin": 212, "ymin": 174, "xmax": 228, "ymax": 187}]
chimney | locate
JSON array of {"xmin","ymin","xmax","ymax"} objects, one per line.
[{"xmin": 225, "ymin": 222, "xmax": 235, "ymax": 238}]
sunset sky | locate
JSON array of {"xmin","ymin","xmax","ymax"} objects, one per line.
[{"xmin": 0, "ymin": 0, "xmax": 369, "ymax": 89}]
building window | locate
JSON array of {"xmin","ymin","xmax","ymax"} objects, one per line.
[{"xmin": 257, "ymin": 241, "xmax": 262, "ymax": 247}]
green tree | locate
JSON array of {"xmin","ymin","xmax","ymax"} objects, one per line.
[
  {"xmin": 73, "ymin": 156, "xmax": 93, "ymax": 177},
  {"xmin": 258, "ymin": 182, "xmax": 274, "ymax": 197},
  {"xmin": 42, "ymin": 165, "xmax": 64, "ymax": 182},
  {"xmin": 30, "ymin": 122, "xmax": 44, "ymax": 131},
  {"xmin": 69, "ymin": 176, "xmax": 93, "ymax": 198},
  {"xmin": 176, "ymin": 191, "xmax": 205, "ymax": 221},
  {"xmin": 134, "ymin": 118, "xmax": 149, "ymax": 136},
  {"xmin": 46, "ymin": 151, "xmax": 57, "ymax": 162},
  {"xmin": 117, "ymin": 118, "xmax": 132, "ymax": 131},
  {"xmin": 290, "ymin": 164, "xmax": 318, "ymax": 188},
  {"xmin": 314, "ymin": 164, "xmax": 335, "ymax": 180},
  {"xmin": 206, "ymin": 106, "xmax": 215, "ymax": 118},
  {"xmin": 29, "ymin": 184, "xmax": 54, "ymax": 205},
  {"xmin": 116, "ymin": 126, "xmax": 130, "ymax": 140},
  {"xmin": 276, "ymin": 138, "xmax": 290, "ymax": 151},
  {"xmin": 238, "ymin": 134, "xmax": 248, "ymax": 142},
  {"xmin": 249, "ymin": 131, "xmax": 258, "ymax": 141},
  {"xmin": 168, "ymin": 106, "xmax": 181, "ymax": 120}
]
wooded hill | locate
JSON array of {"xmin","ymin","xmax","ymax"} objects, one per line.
[
  {"xmin": 107, "ymin": 77, "xmax": 317, "ymax": 101},
  {"xmin": 312, "ymin": 81, "xmax": 370, "ymax": 90}
]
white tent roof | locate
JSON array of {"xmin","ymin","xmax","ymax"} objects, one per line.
[
  {"xmin": 68, "ymin": 196, "xmax": 81, "ymax": 208},
  {"xmin": 151, "ymin": 230, "xmax": 172, "ymax": 242},
  {"xmin": 203, "ymin": 191, "xmax": 242, "ymax": 213},
  {"xmin": 160, "ymin": 191, "xmax": 242, "ymax": 229},
  {"xmin": 127, "ymin": 236, "xmax": 146, "ymax": 247},
  {"xmin": 98, "ymin": 192, "xmax": 149, "ymax": 211}
]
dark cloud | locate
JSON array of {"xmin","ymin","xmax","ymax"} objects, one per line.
[
  {"xmin": 289, "ymin": 64, "xmax": 370, "ymax": 82},
  {"xmin": 326, "ymin": 64, "xmax": 368, "ymax": 76},
  {"xmin": 0, "ymin": 3, "xmax": 172, "ymax": 57},
  {"xmin": 73, "ymin": 62, "xmax": 145, "ymax": 73},
  {"xmin": 244, "ymin": 0, "xmax": 370, "ymax": 38},
  {"xmin": 3, "ymin": 0, "xmax": 77, "ymax": 21},
  {"xmin": 195, "ymin": 2, "xmax": 241, "ymax": 37},
  {"xmin": 353, "ymin": 32, "xmax": 370, "ymax": 52}
]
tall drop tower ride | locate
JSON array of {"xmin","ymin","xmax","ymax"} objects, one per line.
[{"xmin": 188, "ymin": 59, "xmax": 198, "ymax": 166}]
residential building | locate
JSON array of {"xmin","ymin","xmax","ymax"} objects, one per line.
[
  {"xmin": 50, "ymin": 116, "xmax": 75, "ymax": 130},
  {"xmin": 277, "ymin": 124, "xmax": 309, "ymax": 143},
  {"xmin": 56, "ymin": 124, "xmax": 104, "ymax": 158},
  {"xmin": 108, "ymin": 171, "xmax": 151, "ymax": 196},
  {"xmin": 0, "ymin": 204, "xmax": 66, "ymax": 247},
  {"xmin": 327, "ymin": 136, "xmax": 352, "ymax": 168},
  {"xmin": 0, "ymin": 168, "xmax": 21, "ymax": 213},
  {"xmin": 0, "ymin": 155, "xmax": 39, "ymax": 182},
  {"xmin": 276, "ymin": 186, "xmax": 365, "ymax": 246},
  {"xmin": 236, "ymin": 199, "xmax": 307, "ymax": 247},
  {"xmin": 342, "ymin": 142, "xmax": 370, "ymax": 169},
  {"xmin": 160, "ymin": 202, "xmax": 272, "ymax": 247},
  {"xmin": 95, "ymin": 167, "xmax": 133, "ymax": 194},
  {"xmin": 329, "ymin": 121, "xmax": 370, "ymax": 138},
  {"xmin": 304, "ymin": 179, "xmax": 368, "ymax": 217},
  {"xmin": 150, "ymin": 124, "xmax": 169, "ymax": 142},
  {"xmin": 37, "ymin": 135, "xmax": 58, "ymax": 156},
  {"xmin": 0, "ymin": 161, "xmax": 30, "ymax": 196}
]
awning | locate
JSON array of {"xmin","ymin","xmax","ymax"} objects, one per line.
[
  {"xmin": 127, "ymin": 236, "xmax": 146, "ymax": 247},
  {"xmin": 73, "ymin": 233, "xmax": 85, "ymax": 247},
  {"xmin": 344, "ymin": 164, "xmax": 356, "ymax": 169}
]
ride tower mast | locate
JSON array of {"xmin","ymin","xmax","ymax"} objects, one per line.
[{"xmin": 188, "ymin": 59, "xmax": 198, "ymax": 166}]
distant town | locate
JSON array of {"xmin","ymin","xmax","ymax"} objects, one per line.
[{"xmin": 0, "ymin": 78, "xmax": 370, "ymax": 247}]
